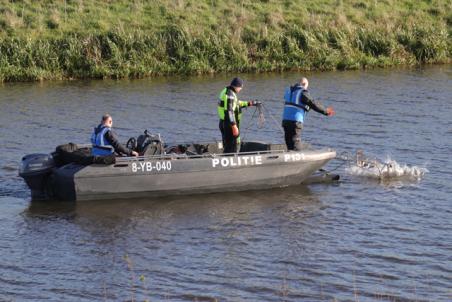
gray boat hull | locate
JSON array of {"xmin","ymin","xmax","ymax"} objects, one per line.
[{"xmin": 20, "ymin": 143, "xmax": 336, "ymax": 201}]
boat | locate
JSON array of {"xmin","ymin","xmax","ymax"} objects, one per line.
[{"xmin": 19, "ymin": 133, "xmax": 337, "ymax": 201}]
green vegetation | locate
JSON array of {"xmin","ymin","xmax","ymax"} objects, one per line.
[{"xmin": 0, "ymin": 0, "xmax": 451, "ymax": 81}]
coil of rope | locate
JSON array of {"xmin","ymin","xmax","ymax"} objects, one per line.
[{"xmin": 241, "ymin": 103, "xmax": 284, "ymax": 141}]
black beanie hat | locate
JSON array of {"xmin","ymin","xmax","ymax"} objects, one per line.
[{"xmin": 230, "ymin": 77, "xmax": 244, "ymax": 88}]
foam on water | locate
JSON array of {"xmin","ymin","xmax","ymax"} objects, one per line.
[{"xmin": 345, "ymin": 156, "xmax": 428, "ymax": 180}]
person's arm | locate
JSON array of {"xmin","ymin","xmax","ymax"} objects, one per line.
[
  {"xmin": 239, "ymin": 100, "xmax": 261, "ymax": 108},
  {"xmin": 239, "ymin": 100, "xmax": 249, "ymax": 108},
  {"xmin": 226, "ymin": 90, "xmax": 236, "ymax": 125},
  {"xmin": 104, "ymin": 130, "xmax": 133, "ymax": 156},
  {"xmin": 226, "ymin": 91, "xmax": 240, "ymax": 137},
  {"xmin": 301, "ymin": 91, "xmax": 329, "ymax": 115}
]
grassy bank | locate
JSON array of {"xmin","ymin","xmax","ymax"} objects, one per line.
[{"xmin": 0, "ymin": 0, "xmax": 451, "ymax": 81}]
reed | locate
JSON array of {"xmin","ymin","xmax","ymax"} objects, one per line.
[{"xmin": 0, "ymin": 0, "xmax": 450, "ymax": 81}]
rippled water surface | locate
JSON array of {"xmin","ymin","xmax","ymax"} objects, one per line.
[{"xmin": 1, "ymin": 66, "xmax": 451, "ymax": 301}]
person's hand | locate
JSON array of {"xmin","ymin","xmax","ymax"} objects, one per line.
[
  {"xmin": 249, "ymin": 100, "xmax": 262, "ymax": 106},
  {"xmin": 131, "ymin": 151, "xmax": 139, "ymax": 157},
  {"xmin": 231, "ymin": 124, "xmax": 239, "ymax": 137},
  {"xmin": 326, "ymin": 107, "xmax": 335, "ymax": 116}
]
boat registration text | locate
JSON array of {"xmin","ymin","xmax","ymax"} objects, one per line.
[
  {"xmin": 284, "ymin": 153, "xmax": 305, "ymax": 162},
  {"xmin": 131, "ymin": 161, "xmax": 172, "ymax": 172}
]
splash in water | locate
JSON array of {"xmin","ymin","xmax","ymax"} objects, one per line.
[{"xmin": 345, "ymin": 151, "xmax": 428, "ymax": 180}]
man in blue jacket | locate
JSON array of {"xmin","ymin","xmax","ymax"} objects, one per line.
[
  {"xmin": 91, "ymin": 114, "xmax": 139, "ymax": 157},
  {"xmin": 282, "ymin": 77, "xmax": 335, "ymax": 150}
]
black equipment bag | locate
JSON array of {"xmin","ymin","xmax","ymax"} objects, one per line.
[
  {"xmin": 136, "ymin": 130, "xmax": 164, "ymax": 156},
  {"xmin": 55, "ymin": 143, "xmax": 115, "ymax": 166}
]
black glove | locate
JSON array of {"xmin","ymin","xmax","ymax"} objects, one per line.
[{"xmin": 249, "ymin": 100, "xmax": 262, "ymax": 106}]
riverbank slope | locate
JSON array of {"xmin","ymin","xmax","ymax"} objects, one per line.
[{"xmin": 1, "ymin": 0, "xmax": 451, "ymax": 81}]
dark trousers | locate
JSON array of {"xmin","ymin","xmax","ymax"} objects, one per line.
[
  {"xmin": 219, "ymin": 119, "xmax": 225, "ymax": 146},
  {"xmin": 282, "ymin": 120, "xmax": 304, "ymax": 151},
  {"xmin": 223, "ymin": 121, "xmax": 240, "ymax": 153}
]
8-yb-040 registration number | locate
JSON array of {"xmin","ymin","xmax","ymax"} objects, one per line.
[{"xmin": 131, "ymin": 161, "xmax": 172, "ymax": 173}]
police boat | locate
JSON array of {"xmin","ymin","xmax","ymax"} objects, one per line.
[{"xmin": 19, "ymin": 132, "xmax": 337, "ymax": 201}]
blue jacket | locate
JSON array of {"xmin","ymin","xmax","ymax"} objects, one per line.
[
  {"xmin": 91, "ymin": 125, "xmax": 114, "ymax": 156},
  {"xmin": 282, "ymin": 84, "xmax": 311, "ymax": 123}
]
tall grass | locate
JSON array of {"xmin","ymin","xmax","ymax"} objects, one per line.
[{"xmin": 0, "ymin": 0, "xmax": 450, "ymax": 81}]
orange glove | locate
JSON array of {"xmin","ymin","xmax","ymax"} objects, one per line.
[
  {"xmin": 232, "ymin": 124, "xmax": 239, "ymax": 137},
  {"xmin": 326, "ymin": 107, "xmax": 335, "ymax": 116}
]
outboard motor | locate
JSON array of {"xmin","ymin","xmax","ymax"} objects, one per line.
[{"xmin": 19, "ymin": 153, "xmax": 55, "ymax": 200}]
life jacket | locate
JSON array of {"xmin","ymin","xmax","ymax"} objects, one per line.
[
  {"xmin": 282, "ymin": 84, "xmax": 311, "ymax": 123},
  {"xmin": 217, "ymin": 87, "xmax": 248, "ymax": 124},
  {"xmin": 91, "ymin": 125, "xmax": 114, "ymax": 156}
]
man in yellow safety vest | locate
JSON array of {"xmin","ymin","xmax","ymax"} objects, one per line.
[{"xmin": 217, "ymin": 77, "xmax": 260, "ymax": 153}]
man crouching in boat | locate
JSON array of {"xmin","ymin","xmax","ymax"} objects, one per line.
[
  {"xmin": 91, "ymin": 114, "xmax": 139, "ymax": 157},
  {"xmin": 218, "ymin": 77, "xmax": 261, "ymax": 153},
  {"xmin": 282, "ymin": 77, "xmax": 335, "ymax": 151}
]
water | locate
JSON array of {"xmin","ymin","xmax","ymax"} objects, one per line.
[
  {"xmin": 1, "ymin": 66, "xmax": 451, "ymax": 301},
  {"xmin": 345, "ymin": 153, "xmax": 428, "ymax": 180}
]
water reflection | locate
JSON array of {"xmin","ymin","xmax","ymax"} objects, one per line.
[
  {"xmin": 19, "ymin": 186, "xmax": 327, "ymax": 301},
  {"xmin": 24, "ymin": 185, "xmax": 319, "ymax": 225}
]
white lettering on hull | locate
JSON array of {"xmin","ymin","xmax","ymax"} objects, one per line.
[
  {"xmin": 131, "ymin": 161, "xmax": 172, "ymax": 173},
  {"xmin": 284, "ymin": 153, "xmax": 305, "ymax": 162},
  {"xmin": 212, "ymin": 155, "xmax": 263, "ymax": 168}
]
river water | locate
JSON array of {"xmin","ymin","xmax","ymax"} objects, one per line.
[{"xmin": 0, "ymin": 66, "xmax": 451, "ymax": 301}]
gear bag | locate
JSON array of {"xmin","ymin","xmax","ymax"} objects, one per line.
[{"xmin": 136, "ymin": 130, "xmax": 164, "ymax": 156}]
